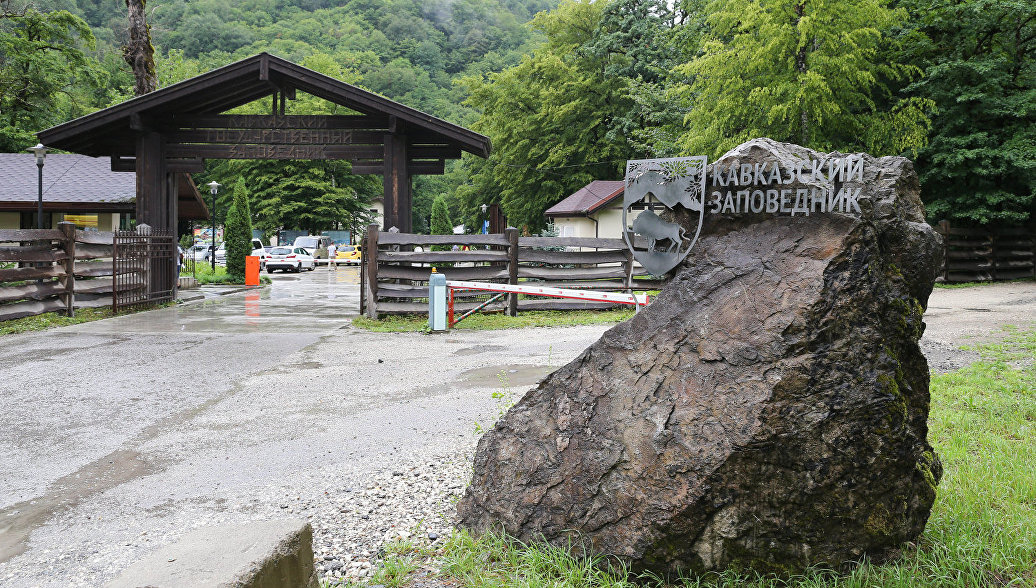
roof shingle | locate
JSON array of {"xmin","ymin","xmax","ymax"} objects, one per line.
[
  {"xmin": 0, "ymin": 153, "xmax": 134, "ymax": 205},
  {"xmin": 544, "ymin": 180, "xmax": 624, "ymax": 217}
]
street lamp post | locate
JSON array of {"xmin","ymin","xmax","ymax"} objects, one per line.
[
  {"xmin": 206, "ymin": 181, "xmax": 220, "ymax": 271},
  {"xmin": 27, "ymin": 144, "xmax": 47, "ymax": 228}
]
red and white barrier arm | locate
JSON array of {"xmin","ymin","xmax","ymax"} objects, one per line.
[{"xmin": 445, "ymin": 280, "xmax": 650, "ymax": 306}]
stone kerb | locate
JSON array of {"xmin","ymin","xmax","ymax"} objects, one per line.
[
  {"xmin": 105, "ymin": 519, "xmax": 319, "ymax": 588},
  {"xmin": 456, "ymin": 138, "xmax": 944, "ymax": 576}
]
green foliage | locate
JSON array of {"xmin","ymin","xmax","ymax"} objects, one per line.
[
  {"xmin": 0, "ymin": 1, "xmax": 102, "ymax": 151},
  {"xmin": 0, "ymin": 304, "xmax": 173, "ymax": 337},
  {"xmin": 675, "ymin": 0, "xmax": 933, "ymax": 159},
  {"xmin": 224, "ymin": 178, "xmax": 254, "ymax": 279},
  {"xmin": 429, "ymin": 194, "xmax": 454, "ymax": 235},
  {"xmin": 898, "ymin": 0, "xmax": 1035, "ymax": 225},
  {"xmin": 178, "ymin": 233, "xmax": 194, "ymax": 249},
  {"xmin": 459, "ymin": 0, "xmax": 678, "ymax": 231}
]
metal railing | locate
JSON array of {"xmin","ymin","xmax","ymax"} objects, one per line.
[{"xmin": 113, "ymin": 228, "xmax": 176, "ymax": 312}]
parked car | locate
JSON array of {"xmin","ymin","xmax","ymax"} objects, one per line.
[
  {"xmin": 187, "ymin": 244, "xmax": 213, "ymax": 262},
  {"xmin": 293, "ymin": 235, "xmax": 332, "ymax": 260},
  {"xmin": 266, "ymin": 246, "xmax": 316, "ymax": 273},
  {"xmin": 215, "ymin": 239, "xmax": 267, "ymax": 269},
  {"xmin": 336, "ymin": 245, "xmax": 362, "ymax": 265}
]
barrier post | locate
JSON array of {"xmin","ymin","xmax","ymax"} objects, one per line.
[
  {"xmin": 245, "ymin": 255, "xmax": 260, "ymax": 286},
  {"xmin": 505, "ymin": 227, "xmax": 518, "ymax": 317},
  {"xmin": 428, "ymin": 271, "xmax": 447, "ymax": 331}
]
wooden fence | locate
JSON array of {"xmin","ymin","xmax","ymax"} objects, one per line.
[
  {"xmin": 936, "ymin": 221, "xmax": 1035, "ymax": 283},
  {"xmin": 361, "ymin": 225, "xmax": 664, "ymax": 318},
  {"xmin": 0, "ymin": 222, "xmax": 122, "ymax": 321}
]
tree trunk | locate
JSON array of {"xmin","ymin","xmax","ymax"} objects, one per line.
[
  {"xmin": 123, "ymin": 0, "xmax": 157, "ymax": 96},
  {"xmin": 794, "ymin": 1, "xmax": 810, "ymax": 146}
]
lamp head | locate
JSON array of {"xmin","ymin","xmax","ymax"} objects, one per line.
[
  {"xmin": 27, "ymin": 143, "xmax": 47, "ymax": 164},
  {"xmin": 480, "ymin": 204, "xmax": 488, "ymax": 213},
  {"xmin": 206, "ymin": 180, "xmax": 221, "ymax": 194}
]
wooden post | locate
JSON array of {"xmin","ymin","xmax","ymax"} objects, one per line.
[
  {"xmin": 58, "ymin": 222, "xmax": 76, "ymax": 317},
  {"xmin": 623, "ymin": 242, "xmax": 634, "ymax": 289},
  {"xmin": 365, "ymin": 223, "xmax": 379, "ymax": 319},
  {"xmin": 382, "ymin": 134, "xmax": 411, "ymax": 232},
  {"xmin": 937, "ymin": 220, "xmax": 950, "ymax": 282},
  {"xmin": 505, "ymin": 226, "xmax": 519, "ymax": 317}
]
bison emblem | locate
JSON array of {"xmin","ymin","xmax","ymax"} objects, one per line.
[{"xmin": 622, "ymin": 156, "xmax": 707, "ymax": 276}]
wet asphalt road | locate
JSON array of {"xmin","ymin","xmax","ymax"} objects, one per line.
[
  {"xmin": 0, "ymin": 265, "xmax": 611, "ymax": 586},
  {"xmin": 0, "ymin": 268, "xmax": 1032, "ymax": 586}
]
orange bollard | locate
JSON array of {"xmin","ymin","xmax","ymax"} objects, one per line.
[{"xmin": 245, "ymin": 255, "xmax": 260, "ymax": 286}]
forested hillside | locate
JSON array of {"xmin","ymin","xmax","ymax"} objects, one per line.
[
  {"xmin": 1, "ymin": 0, "xmax": 1032, "ymax": 234},
  {"xmin": 1, "ymin": 0, "xmax": 553, "ymax": 233}
]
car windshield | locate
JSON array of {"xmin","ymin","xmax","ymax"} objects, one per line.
[
  {"xmin": 295, "ymin": 237, "xmax": 318, "ymax": 248},
  {"xmin": 342, "ymin": 246, "xmax": 355, "ymax": 252},
  {"xmin": 270, "ymin": 247, "xmax": 292, "ymax": 255}
]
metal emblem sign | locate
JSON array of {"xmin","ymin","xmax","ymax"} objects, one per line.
[{"xmin": 622, "ymin": 156, "xmax": 707, "ymax": 276}]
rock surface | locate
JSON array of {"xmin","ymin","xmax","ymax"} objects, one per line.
[{"xmin": 456, "ymin": 139, "xmax": 944, "ymax": 575}]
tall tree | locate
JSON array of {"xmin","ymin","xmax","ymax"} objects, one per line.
[
  {"xmin": 676, "ymin": 0, "xmax": 933, "ymax": 158},
  {"xmin": 898, "ymin": 0, "xmax": 1035, "ymax": 225},
  {"xmin": 123, "ymin": 0, "xmax": 157, "ymax": 95},
  {"xmin": 0, "ymin": 1, "xmax": 100, "ymax": 150},
  {"xmin": 459, "ymin": 0, "xmax": 676, "ymax": 231}
]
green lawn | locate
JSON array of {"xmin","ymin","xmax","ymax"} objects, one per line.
[
  {"xmin": 0, "ymin": 303, "xmax": 175, "ymax": 336},
  {"xmin": 353, "ymin": 308, "xmax": 637, "ymax": 332},
  {"xmin": 330, "ymin": 328, "xmax": 1035, "ymax": 588}
]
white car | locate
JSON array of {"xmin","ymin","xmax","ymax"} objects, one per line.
[
  {"xmin": 215, "ymin": 239, "xmax": 268, "ymax": 270},
  {"xmin": 266, "ymin": 246, "xmax": 315, "ymax": 273},
  {"xmin": 187, "ymin": 244, "xmax": 213, "ymax": 261}
]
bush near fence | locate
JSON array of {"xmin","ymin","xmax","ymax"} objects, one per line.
[
  {"xmin": 360, "ymin": 224, "xmax": 664, "ymax": 319},
  {"xmin": 936, "ymin": 221, "xmax": 1035, "ymax": 283}
]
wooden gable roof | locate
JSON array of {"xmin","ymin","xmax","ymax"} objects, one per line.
[{"xmin": 37, "ymin": 53, "xmax": 490, "ymax": 159}]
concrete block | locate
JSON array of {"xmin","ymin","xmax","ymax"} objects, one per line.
[{"xmin": 106, "ymin": 519, "xmax": 318, "ymax": 588}]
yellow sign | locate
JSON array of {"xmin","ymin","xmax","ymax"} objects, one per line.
[{"xmin": 63, "ymin": 214, "xmax": 98, "ymax": 229}]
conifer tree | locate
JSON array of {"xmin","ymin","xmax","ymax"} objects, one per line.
[
  {"xmin": 430, "ymin": 195, "xmax": 454, "ymax": 236},
  {"xmin": 224, "ymin": 178, "xmax": 254, "ymax": 279},
  {"xmin": 676, "ymin": 0, "xmax": 933, "ymax": 158}
]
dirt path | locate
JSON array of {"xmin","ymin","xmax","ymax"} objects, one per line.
[{"xmin": 921, "ymin": 281, "xmax": 1036, "ymax": 372}]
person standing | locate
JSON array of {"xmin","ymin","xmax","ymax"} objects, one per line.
[{"xmin": 327, "ymin": 241, "xmax": 337, "ymax": 269}]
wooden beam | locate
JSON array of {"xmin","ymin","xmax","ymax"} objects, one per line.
[
  {"xmin": 351, "ymin": 161, "xmax": 444, "ymax": 175},
  {"xmin": 112, "ymin": 156, "xmax": 204, "ymax": 173},
  {"xmin": 165, "ymin": 143, "xmax": 385, "ymax": 160},
  {"xmin": 171, "ymin": 114, "xmax": 390, "ymax": 130},
  {"xmin": 408, "ymin": 145, "xmax": 462, "ymax": 159},
  {"xmin": 168, "ymin": 129, "xmax": 386, "ymax": 145}
]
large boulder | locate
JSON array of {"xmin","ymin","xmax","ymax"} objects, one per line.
[{"xmin": 456, "ymin": 139, "xmax": 943, "ymax": 575}]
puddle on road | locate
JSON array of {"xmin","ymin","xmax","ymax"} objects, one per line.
[
  {"xmin": 0, "ymin": 450, "xmax": 154, "ymax": 563},
  {"xmin": 456, "ymin": 364, "xmax": 557, "ymax": 389}
]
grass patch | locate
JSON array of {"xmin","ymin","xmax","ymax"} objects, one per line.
[
  {"xmin": 0, "ymin": 302, "xmax": 175, "ymax": 337},
  {"xmin": 352, "ymin": 308, "xmax": 636, "ymax": 333},
  {"xmin": 934, "ymin": 277, "xmax": 1034, "ymax": 289},
  {"xmin": 346, "ymin": 329, "xmax": 1035, "ymax": 587},
  {"xmin": 192, "ymin": 263, "xmax": 270, "ymax": 285}
]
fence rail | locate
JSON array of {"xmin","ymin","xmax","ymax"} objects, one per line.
[
  {"xmin": 0, "ymin": 223, "xmax": 177, "ymax": 322},
  {"xmin": 936, "ymin": 221, "xmax": 1035, "ymax": 283},
  {"xmin": 0, "ymin": 222, "xmax": 115, "ymax": 321},
  {"xmin": 360, "ymin": 225, "xmax": 665, "ymax": 318}
]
